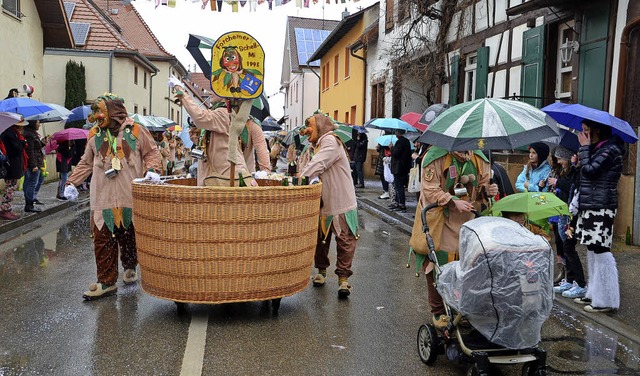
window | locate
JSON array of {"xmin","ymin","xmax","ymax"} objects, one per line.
[
  {"xmin": 144, "ymin": 72, "xmax": 147, "ymax": 89},
  {"xmin": 134, "ymin": 66, "xmax": 138, "ymax": 85},
  {"xmin": 295, "ymin": 81, "xmax": 298, "ymax": 103},
  {"xmin": 556, "ymin": 21, "xmax": 575, "ymax": 99},
  {"xmin": 370, "ymin": 81, "xmax": 385, "ymax": 118},
  {"xmin": 333, "ymin": 110, "xmax": 339, "ymax": 121},
  {"xmin": 350, "ymin": 106, "xmax": 356, "ymax": 124},
  {"xmin": 385, "ymin": 0, "xmax": 394, "ymax": 32},
  {"xmin": 134, "ymin": 105, "xmax": 138, "ymax": 114},
  {"xmin": 333, "ymin": 55, "xmax": 339, "ymax": 85},
  {"xmin": 171, "ymin": 108, "xmax": 175, "ymax": 121},
  {"xmin": 344, "ymin": 47, "xmax": 350, "ymax": 78},
  {"xmin": 2, "ymin": 0, "xmax": 21, "ymax": 18},
  {"xmin": 143, "ymin": 107, "xmax": 147, "ymax": 116},
  {"xmin": 344, "ymin": 112, "xmax": 349, "ymax": 123},
  {"xmin": 463, "ymin": 54, "xmax": 477, "ymax": 102}
]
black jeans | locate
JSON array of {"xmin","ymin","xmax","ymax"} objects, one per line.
[
  {"xmin": 393, "ymin": 173, "xmax": 408, "ymax": 206},
  {"xmin": 564, "ymin": 237, "xmax": 586, "ymax": 287}
]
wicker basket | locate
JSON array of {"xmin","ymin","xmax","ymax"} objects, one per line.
[{"xmin": 132, "ymin": 178, "xmax": 322, "ymax": 304}]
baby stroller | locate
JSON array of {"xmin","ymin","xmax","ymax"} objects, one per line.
[{"xmin": 416, "ymin": 204, "xmax": 552, "ymax": 376}]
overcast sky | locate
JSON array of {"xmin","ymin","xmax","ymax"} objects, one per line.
[{"xmin": 133, "ymin": 0, "xmax": 378, "ymax": 119}]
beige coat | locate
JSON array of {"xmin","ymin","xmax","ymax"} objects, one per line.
[
  {"xmin": 180, "ymin": 93, "xmax": 250, "ymax": 186},
  {"xmin": 300, "ymin": 132, "xmax": 356, "ymax": 217},
  {"xmin": 419, "ymin": 153, "xmax": 491, "ymax": 254},
  {"xmin": 67, "ymin": 118, "xmax": 161, "ymax": 230}
]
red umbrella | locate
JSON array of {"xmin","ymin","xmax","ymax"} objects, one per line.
[
  {"xmin": 52, "ymin": 128, "xmax": 89, "ymax": 141},
  {"xmin": 400, "ymin": 112, "xmax": 427, "ymax": 132}
]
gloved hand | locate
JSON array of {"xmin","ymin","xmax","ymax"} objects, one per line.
[
  {"xmin": 64, "ymin": 184, "xmax": 79, "ymax": 201},
  {"xmin": 145, "ymin": 171, "xmax": 161, "ymax": 183}
]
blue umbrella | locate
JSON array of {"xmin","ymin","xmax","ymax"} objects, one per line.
[
  {"xmin": 66, "ymin": 105, "xmax": 92, "ymax": 123},
  {"xmin": 366, "ymin": 117, "xmax": 418, "ymax": 133},
  {"xmin": 0, "ymin": 98, "xmax": 54, "ymax": 117},
  {"xmin": 541, "ymin": 102, "xmax": 638, "ymax": 144},
  {"xmin": 542, "ymin": 127, "xmax": 580, "ymax": 152},
  {"xmin": 375, "ymin": 134, "xmax": 415, "ymax": 150},
  {"xmin": 352, "ymin": 125, "xmax": 368, "ymax": 133}
]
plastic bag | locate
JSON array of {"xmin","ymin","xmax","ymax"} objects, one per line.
[
  {"xmin": 383, "ymin": 161, "xmax": 394, "ymax": 183},
  {"xmin": 407, "ymin": 164, "xmax": 420, "ymax": 193}
]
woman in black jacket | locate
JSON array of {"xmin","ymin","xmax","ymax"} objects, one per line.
[
  {"xmin": 0, "ymin": 120, "xmax": 28, "ymax": 220},
  {"xmin": 353, "ymin": 132, "xmax": 368, "ymax": 188},
  {"xmin": 22, "ymin": 120, "xmax": 45, "ymax": 212},
  {"xmin": 573, "ymin": 120, "xmax": 625, "ymax": 313}
]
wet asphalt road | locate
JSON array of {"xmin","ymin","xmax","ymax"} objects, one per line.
[{"xmin": 0, "ymin": 208, "xmax": 639, "ymax": 375}]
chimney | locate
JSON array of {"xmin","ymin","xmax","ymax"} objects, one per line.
[{"xmin": 342, "ymin": 7, "xmax": 349, "ymax": 19}]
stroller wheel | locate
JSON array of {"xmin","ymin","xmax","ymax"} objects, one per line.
[
  {"xmin": 466, "ymin": 365, "xmax": 489, "ymax": 376},
  {"xmin": 521, "ymin": 363, "xmax": 547, "ymax": 376},
  {"xmin": 417, "ymin": 324, "xmax": 439, "ymax": 365}
]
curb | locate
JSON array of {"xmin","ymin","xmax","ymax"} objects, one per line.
[{"xmin": 356, "ymin": 196, "xmax": 640, "ymax": 346}]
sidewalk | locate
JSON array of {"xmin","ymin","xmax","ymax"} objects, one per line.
[
  {"xmin": 355, "ymin": 178, "xmax": 640, "ymax": 344},
  {"xmin": 1, "ymin": 177, "xmax": 639, "ymax": 343}
]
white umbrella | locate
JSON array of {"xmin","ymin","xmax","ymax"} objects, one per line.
[
  {"xmin": 0, "ymin": 112, "xmax": 24, "ymax": 134},
  {"xmin": 25, "ymin": 103, "xmax": 73, "ymax": 123}
]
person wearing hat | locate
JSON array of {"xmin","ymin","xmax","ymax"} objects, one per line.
[
  {"xmin": 547, "ymin": 145, "xmax": 587, "ymax": 300},
  {"xmin": 65, "ymin": 94, "xmax": 161, "ymax": 300},
  {"xmin": 515, "ymin": 142, "xmax": 551, "ymax": 192},
  {"xmin": 0, "ymin": 118, "xmax": 28, "ymax": 220}
]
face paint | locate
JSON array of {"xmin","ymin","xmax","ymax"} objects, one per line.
[{"xmin": 88, "ymin": 99, "xmax": 110, "ymax": 129}]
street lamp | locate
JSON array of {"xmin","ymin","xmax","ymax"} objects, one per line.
[{"xmin": 560, "ymin": 38, "xmax": 579, "ymax": 65}]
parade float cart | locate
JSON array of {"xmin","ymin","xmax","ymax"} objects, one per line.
[{"xmin": 132, "ymin": 179, "xmax": 322, "ymax": 314}]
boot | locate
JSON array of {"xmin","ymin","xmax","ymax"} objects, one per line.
[
  {"xmin": 0, "ymin": 211, "xmax": 20, "ymax": 220},
  {"xmin": 588, "ymin": 252, "xmax": 619, "ymax": 310},
  {"xmin": 24, "ymin": 201, "xmax": 42, "ymax": 213}
]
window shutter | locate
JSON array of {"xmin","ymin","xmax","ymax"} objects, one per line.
[
  {"xmin": 449, "ymin": 55, "xmax": 460, "ymax": 105},
  {"xmin": 520, "ymin": 25, "xmax": 545, "ymax": 108},
  {"xmin": 577, "ymin": 2, "xmax": 610, "ymax": 110},
  {"xmin": 385, "ymin": 0, "xmax": 394, "ymax": 31},
  {"xmin": 475, "ymin": 47, "xmax": 490, "ymax": 99}
]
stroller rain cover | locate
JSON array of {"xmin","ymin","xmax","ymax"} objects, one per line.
[{"xmin": 436, "ymin": 216, "xmax": 553, "ymax": 349}]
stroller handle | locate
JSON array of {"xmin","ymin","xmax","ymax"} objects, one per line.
[{"xmin": 420, "ymin": 203, "xmax": 441, "ymax": 234}]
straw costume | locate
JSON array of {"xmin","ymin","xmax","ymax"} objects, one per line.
[
  {"xmin": 299, "ymin": 113, "xmax": 358, "ymax": 298},
  {"xmin": 66, "ymin": 94, "xmax": 161, "ymax": 300}
]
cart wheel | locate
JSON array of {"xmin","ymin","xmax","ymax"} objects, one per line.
[
  {"xmin": 271, "ymin": 298, "xmax": 281, "ymax": 316},
  {"xmin": 175, "ymin": 302, "xmax": 187, "ymax": 315},
  {"xmin": 417, "ymin": 324, "xmax": 439, "ymax": 365}
]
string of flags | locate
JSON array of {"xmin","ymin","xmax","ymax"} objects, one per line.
[{"xmin": 151, "ymin": 0, "xmax": 361, "ymax": 11}]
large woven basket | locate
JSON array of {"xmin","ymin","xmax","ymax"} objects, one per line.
[{"xmin": 132, "ymin": 178, "xmax": 322, "ymax": 304}]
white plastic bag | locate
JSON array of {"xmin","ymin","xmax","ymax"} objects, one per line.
[{"xmin": 383, "ymin": 162, "xmax": 394, "ymax": 184}]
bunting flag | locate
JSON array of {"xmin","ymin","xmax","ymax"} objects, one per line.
[{"xmin": 152, "ymin": 0, "xmax": 363, "ymax": 12}]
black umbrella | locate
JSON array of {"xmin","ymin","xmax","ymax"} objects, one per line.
[{"xmin": 260, "ymin": 116, "xmax": 281, "ymax": 131}]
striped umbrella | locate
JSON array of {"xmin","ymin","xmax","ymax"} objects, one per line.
[{"xmin": 417, "ymin": 98, "xmax": 559, "ymax": 151}]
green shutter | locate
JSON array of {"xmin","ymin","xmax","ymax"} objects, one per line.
[
  {"xmin": 475, "ymin": 47, "xmax": 490, "ymax": 99},
  {"xmin": 449, "ymin": 55, "xmax": 460, "ymax": 105},
  {"xmin": 520, "ymin": 25, "xmax": 545, "ymax": 108},
  {"xmin": 577, "ymin": 2, "xmax": 610, "ymax": 110}
]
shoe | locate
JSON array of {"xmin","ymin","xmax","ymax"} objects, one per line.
[
  {"xmin": 0, "ymin": 211, "xmax": 20, "ymax": 220},
  {"xmin": 56, "ymin": 196, "xmax": 68, "ymax": 201},
  {"xmin": 388, "ymin": 202, "xmax": 400, "ymax": 209},
  {"xmin": 392, "ymin": 205, "xmax": 406, "ymax": 212},
  {"xmin": 34, "ymin": 199, "xmax": 45, "ymax": 205},
  {"xmin": 432, "ymin": 314, "xmax": 449, "ymax": 329},
  {"xmin": 338, "ymin": 280, "xmax": 352, "ymax": 298},
  {"xmin": 562, "ymin": 283, "xmax": 587, "ymax": 298},
  {"xmin": 379, "ymin": 192, "xmax": 390, "ymax": 199},
  {"xmin": 355, "ymin": 184, "xmax": 365, "ymax": 188},
  {"xmin": 312, "ymin": 270, "xmax": 326, "ymax": 287},
  {"xmin": 584, "ymin": 305, "xmax": 614, "ymax": 313},
  {"xmin": 574, "ymin": 297, "xmax": 592, "ymax": 305},
  {"xmin": 123, "ymin": 268, "xmax": 138, "ymax": 284},
  {"xmin": 24, "ymin": 205, "xmax": 42, "ymax": 213},
  {"xmin": 83, "ymin": 283, "xmax": 117, "ymax": 300},
  {"xmin": 553, "ymin": 280, "xmax": 573, "ymax": 293}
]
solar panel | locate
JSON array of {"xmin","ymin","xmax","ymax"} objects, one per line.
[
  {"xmin": 63, "ymin": 2, "xmax": 75, "ymax": 20},
  {"xmin": 70, "ymin": 22, "xmax": 91, "ymax": 46},
  {"xmin": 294, "ymin": 28, "xmax": 331, "ymax": 67}
]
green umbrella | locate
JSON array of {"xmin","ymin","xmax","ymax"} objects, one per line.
[
  {"xmin": 485, "ymin": 192, "xmax": 569, "ymax": 221},
  {"xmin": 335, "ymin": 124, "xmax": 354, "ymax": 143},
  {"xmin": 417, "ymin": 98, "xmax": 559, "ymax": 151}
]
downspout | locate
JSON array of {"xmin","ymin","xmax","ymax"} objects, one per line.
[
  {"xmin": 616, "ymin": 17, "xmax": 640, "ymax": 245},
  {"xmin": 108, "ymin": 51, "xmax": 114, "ymax": 93},
  {"xmin": 307, "ymin": 59, "xmax": 321, "ymax": 110},
  {"xmin": 350, "ymin": 44, "xmax": 366, "ymax": 126},
  {"xmin": 149, "ymin": 70, "xmax": 158, "ymax": 115}
]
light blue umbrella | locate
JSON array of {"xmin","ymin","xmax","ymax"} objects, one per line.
[
  {"xmin": 366, "ymin": 117, "xmax": 418, "ymax": 133},
  {"xmin": 375, "ymin": 134, "xmax": 415, "ymax": 150},
  {"xmin": 0, "ymin": 98, "xmax": 54, "ymax": 118}
]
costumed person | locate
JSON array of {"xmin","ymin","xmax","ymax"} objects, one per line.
[
  {"xmin": 408, "ymin": 147, "xmax": 498, "ymax": 328},
  {"xmin": 65, "ymin": 94, "xmax": 161, "ymax": 300},
  {"xmin": 286, "ymin": 143, "xmax": 297, "ymax": 176},
  {"xmin": 300, "ymin": 113, "xmax": 358, "ymax": 299},
  {"xmin": 153, "ymin": 131, "xmax": 170, "ymax": 175},
  {"xmin": 269, "ymin": 137, "xmax": 282, "ymax": 172},
  {"xmin": 166, "ymin": 132, "xmax": 176, "ymax": 175},
  {"xmin": 240, "ymin": 116, "xmax": 270, "ymax": 173},
  {"xmin": 170, "ymin": 79, "xmax": 253, "ymax": 186},
  {"xmin": 572, "ymin": 120, "xmax": 624, "ymax": 313}
]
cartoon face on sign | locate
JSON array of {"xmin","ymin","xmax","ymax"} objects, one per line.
[{"xmin": 210, "ymin": 31, "xmax": 264, "ymax": 99}]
